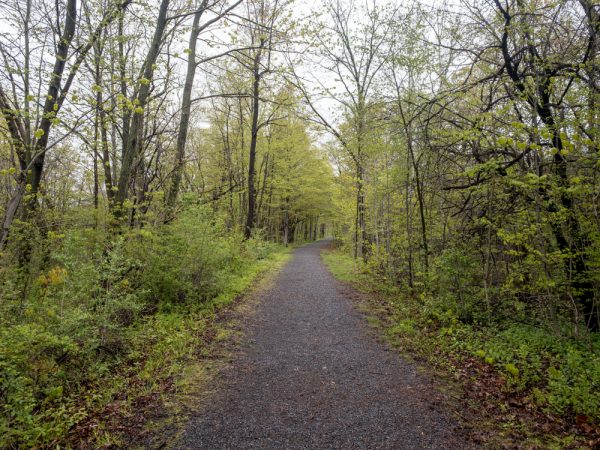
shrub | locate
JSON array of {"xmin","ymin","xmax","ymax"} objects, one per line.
[
  {"xmin": 0, "ymin": 205, "xmax": 284, "ymax": 447},
  {"xmin": 430, "ymin": 246, "xmax": 486, "ymax": 324},
  {"xmin": 546, "ymin": 348, "xmax": 600, "ymax": 417}
]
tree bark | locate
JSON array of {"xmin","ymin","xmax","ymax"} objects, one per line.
[
  {"xmin": 244, "ymin": 40, "xmax": 264, "ymax": 239},
  {"xmin": 166, "ymin": 2, "xmax": 207, "ymax": 213},
  {"xmin": 115, "ymin": 0, "xmax": 170, "ymax": 216},
  {"xmin": 28, "ymin": 0, "xmax": 77, "ymax": 199}
]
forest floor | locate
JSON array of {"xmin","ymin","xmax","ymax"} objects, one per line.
[{"xmin": 154, "ymin": 240, "xmax": 474, "ymax": 449}]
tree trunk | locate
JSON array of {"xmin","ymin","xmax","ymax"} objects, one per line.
[
  {"xmin": 244, "ymin": 45, "xmax": 263, "ymax": 239},
  {"xmin": 166, "ymin": 3, "xmax": 208, "ymax": 213},
  {"xmin": 115, "ymin": 0, "xmax": 170, "ymax": 216},
  {"xmin": 405, "ymin": 120, "xmax": 428, "ymax": 272},
  {"xmin": 356, "ymin": 163, "xmax": 367, "ymax": 260},
  {"xmin": 28, "ymin": 0, "xmax": 77, "ymax": 200},
  {"xmin": 283, "ymin": 201, "xmax": 289, "ymax": 246}
]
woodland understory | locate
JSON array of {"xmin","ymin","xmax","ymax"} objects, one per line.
[{"xmin": 0, "ymin": 0, "xmax": 599, "ymax": 448}]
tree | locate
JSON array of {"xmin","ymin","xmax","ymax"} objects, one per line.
[
  {"xmin": 293, "ymin": 0, "xmax": 393, "ymax": 259},
  {"xmin": 239, "ymin": 0, "xmax": 289, "ymax": 239},
  {"xmin": 114, "ymin": 0, "xmax": 170, "ymax": 218},
  {"xmin": 165, "ymin": 0, "xmax": 244, "ymax": 216},
  {"xmin": 0, "ymin": 0, "xmax": 130, "ymax": 249},
  {"xmin": 452, "ymin": 0, "xmax": 600, "ymax": 330}
]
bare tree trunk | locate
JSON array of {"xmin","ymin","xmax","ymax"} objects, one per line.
[
  {"xmin": 28, "ymin": 0, "xmax": 77, "ymax": 200},
  {"xmin": 244, "ymin": 42, "xmax": 263, "ymax": 239},
  {"xmin": 356, "ymin": 163, "xmax": 367, "ymax": 260},
  {"xmin": 115, "ymin": 0, "xmax": 170, "ymax": 217},
  {"xmin": 118, "ymin": 13, "xmax": 130, "ymax": 161},
  {"xmin": 166, "ymin": 3, "xmax": 207, "ymax": 213},
  {"xmin": 256, "ymin": 152, "xmax": 269, "ymax": 227},
  {"xmin": 99, "ymin": 100, "xmax": 114, "ymax": 207},
  {"xmin": 405, "ymin": 146, "xmax": 414, "ymax": 288},
  {"xmin": 93, "ymin": 116, "xmax": 99, "ymax": 210},
  {"xmin": 0, "ymin": 185, "xmax": 26, "ymax": 250},
  {"xmin": 405, "ymin": 120, "xmax": 428, "ymax": 272},
  {"xmin": 579, "ymin": 0, "xmax": 600, "ymax": 146},
  {"xmin": 93, "ymin": 34, "xmax": 115, "ymax": 210}
]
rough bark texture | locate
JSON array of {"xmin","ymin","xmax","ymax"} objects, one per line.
[
  {"xmin": 244, "ymin": 41, "xmax": 264, "ymax": 239},
  {"xmin": 166, "ymin": 2, "xmax": 207, "ymax": 212}
]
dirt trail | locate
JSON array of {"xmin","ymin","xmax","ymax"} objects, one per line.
[{"xmin": 176, "ymin": 240, "xmax": 470, "ymax": 449}]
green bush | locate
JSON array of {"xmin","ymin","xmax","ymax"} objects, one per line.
[
  {"xmin": 0, "ymin": 205, "xmax": 284, "ymax": 448},
  {"xmin": 469, "ymin": 324, "xmax": 600, "ymax": 417},
  {"xmin": 131, "ymin": 207, "xmax": 257, "ymax": 309},
  {"xmin": 430, "ymin": 246, "xmax": 486, "ymax": 324},
  {"xmin": 0, "ymin": 324, "xmax": 84, "ymax": 448},
  {"xmin": 546, "ymin": 348, "xmax": 600, "ymax": 417}
]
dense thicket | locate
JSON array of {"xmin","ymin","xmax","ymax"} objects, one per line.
[
  {"xmin": 308, "ymin": 0, "xmax": 600, "ymax": 334},
  {"xmin": 311, "ymin": 0, "xmax": 600, "ymax": 428},
  {"xmin": 0, "ymin": 0, "xmax": 599, "ymax": 446}
]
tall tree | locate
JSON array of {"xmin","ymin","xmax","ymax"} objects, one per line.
[
  {"xmin": 165, "ymin": 0, "xmax": 244, "ymax": 216},
  {"xmin": 293, "ymin": 0, "xmax": 393, "ymax": 259},
  {"xmin": 241, "ymin": 0, "xmax": 284, "ymax": 239},
  {"xmin": 0, "ymin": 0, "xmax": 130, "ymax": 249},
  {"xmin": 114, "ymin": 0, "xmax": 170, "ymax": 218}
]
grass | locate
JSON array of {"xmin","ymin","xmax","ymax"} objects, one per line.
[{"xmin": 323, "ymin": 250, "xmax": 362, "ymax": 284}]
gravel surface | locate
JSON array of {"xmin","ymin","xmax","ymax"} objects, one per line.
[{"xmin": 176, "ymin": 241, "xmax": 470, "ymax": 449}]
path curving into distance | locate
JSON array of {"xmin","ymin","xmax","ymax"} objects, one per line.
[{"xmin": 176, "ymin": 240, "xmax": 470, "ymax": 449}]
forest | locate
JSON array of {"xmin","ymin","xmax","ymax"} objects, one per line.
[{"xmin": 0, "ymin": 0, "xmax": 599, "ymax": 447}]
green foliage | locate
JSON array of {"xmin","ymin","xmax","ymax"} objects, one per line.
[
  {"xmin": 0, "ymin": 324, "xmax": 85, "ymax": 447},
  {"xmin": 546, "ymin": 349, "xmax": 600, "ymax": 417},
  {"xmin": 323, "ymin": 249, "xmax": 600, "ymax": 423},
  {"xmin": 0, "ymin": 206, "xmax": 287, "ymax": 448},
  {"xmin": 429, "ymin": 246, "xmax": 487, "ymax": 324},
  {"xmin": 321, "ymin": 249, "xmax": 362, "ymax": 284},
  {"xmin": 130, "ymin": 208, "xmax": 241, "ymax": 307}
]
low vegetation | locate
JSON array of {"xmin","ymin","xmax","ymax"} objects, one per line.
[
  {"xmin": 0, "ymin": 206, "xmax": 289, "ymax": 448},
  {"xmin": 323, "ymin": 248, "xmax": 600, "ymax": 446}
]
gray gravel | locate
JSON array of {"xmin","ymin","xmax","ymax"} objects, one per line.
[{"xmin": 176, "ymin": 240, "xmax": 470, "ymax": 449}]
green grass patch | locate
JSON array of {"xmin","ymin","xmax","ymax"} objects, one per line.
[{"xmin": 321, "ymin": 250, "xmax": 367, "ymax": 285}]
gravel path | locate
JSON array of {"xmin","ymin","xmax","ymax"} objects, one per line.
[{"xmin": 176, "ymin": 240, "xmax": 470, "ymax": 449}]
